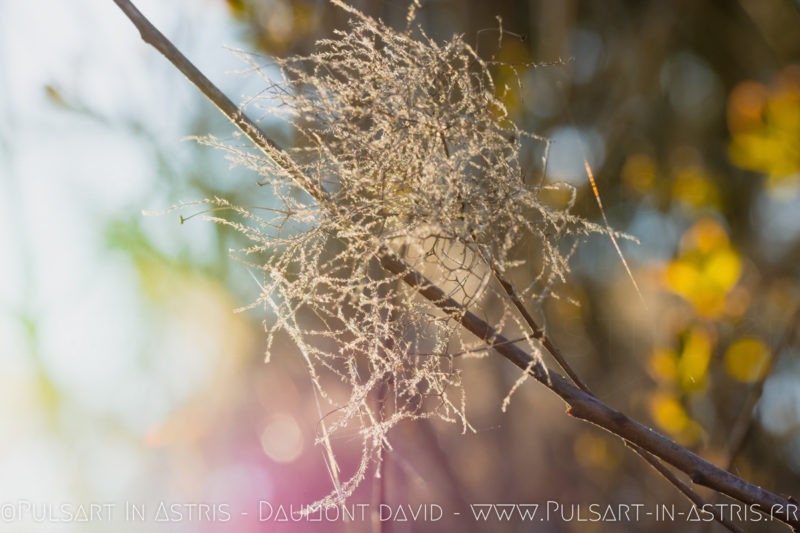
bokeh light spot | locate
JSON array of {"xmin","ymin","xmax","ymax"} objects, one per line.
[
  {"xmin": 725, "ymin": 337, "xmax": 771, "ymax": 383},
  {"xmin": 260, "ymin": 413, "xmax": 304, "ymax": 463}
]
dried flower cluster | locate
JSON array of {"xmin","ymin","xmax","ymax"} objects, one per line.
[{"xmin": 200, "ymin": 0, "xmax": 603, "ymax": 508}]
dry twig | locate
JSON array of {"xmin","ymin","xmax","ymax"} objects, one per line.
[{"xmin": 112, "ymin": 0, "xmax": 800, "ymax": 528}]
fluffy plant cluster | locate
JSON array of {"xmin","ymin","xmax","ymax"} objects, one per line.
[{"xmin": 202, "ymin": 0, "xmax": 603, "ymax": 508}]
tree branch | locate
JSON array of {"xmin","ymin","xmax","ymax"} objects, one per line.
[
  {"xmin": 111, "ymin": 0, "xmax": 324, "ymax": 203},
  {"xmin": 376, "ymin": 248, "xmax": 799, "ymax": 528},
  {"xmin": 628, "ymin": 444, "xmax": 744, "ymax": 533},
  {"xmin": 491, "ymin": 268, "xmax": 592, "ymax": 393},
  {"xmin": 112, "ymin": 0, "xmax": 800, "ymax": 528}
]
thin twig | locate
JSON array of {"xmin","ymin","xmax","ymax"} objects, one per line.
[
  {"xmin": 371, "ymin": 376, "xmax": 390, "ymax": 533},
  {"xmin": 725, "ymin": 302, "xmax": 800, "ymax": 470},
  {"xmin": 484, "ymin": 258, "xmax": 745, "ymax": 531},
  {"xmin": 377, "ymin": 247, "xmax": 799, "ymax": 528},
  {"xmin": 628, "ymin": 443, "xmax": 745, "ymax": 533},
  {"xmin": 477, "ymin": 239, "xmax": 746, "ymax": 532},
  {"xmin": 112, "ymin": 2, "xmax": 800, "ymax": 528},
  {"xmin": 491, "ymin": 269, "xmax": 592, "ymax": 393},
  {"xmin": 110, "ymin": 0, "xmax": 323, "ymax": 204}
]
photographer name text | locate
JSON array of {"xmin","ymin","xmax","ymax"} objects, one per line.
[{"xmin": 2, "ymin": 499, "xmax": 797, "ymax": 524}]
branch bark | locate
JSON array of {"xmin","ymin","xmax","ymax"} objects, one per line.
[
  {"xmin": 376, "ymin": 248, "xmax": 798, "ymax": 528},
  {"xmin": 112, "ymin": 0, "xmax": 800, "ymax": 529}
]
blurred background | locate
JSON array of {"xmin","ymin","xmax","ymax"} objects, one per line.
[{"xmin": 2, "ymin": 0, "xmax": 800, "ymax": 531}]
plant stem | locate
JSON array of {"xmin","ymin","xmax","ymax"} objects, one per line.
[
  {"xmin": 724, "ymin": 302, "xmax": 800, "ymax": 470},
  {"xmin": 491, "ymin": 269, "xmax": 592, "ymax": 393},
  {"xmin": 112, "ymin": 1, "xmax": 800, "ymax": 528},
  {"xmin": 377, "ymin": 247, "xmax": 799, "ymax": 528}
]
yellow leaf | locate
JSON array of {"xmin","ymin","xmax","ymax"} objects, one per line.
[
  {"xmin": 727, "ymin": 66, "xmax": 800, "ymax": 184},
  {"xmin": 664, "ymin": 219, "xmax": 742, "ymax": 318},
  {"xmin": 622, "ymin": 153, "xmax": 656, "ymax": 193},
  {"xmin": 649, "ymin": 348, "xmax": 678, "ymax": 383},
  {"xmin": 672, "ymin": 166, "xmax": 719, "ymax": 208},
  {"xmin": 648, "ymin": 392, "xmax": 703, "ymax": 446},
  {"xmin": 704, "ymin": 248, "xmax": 741, "ymax": 291},
  {"xmin": 665, "ymin": 260, "xmax": 698, "ymax": 297},
  {"xmin": 650, "ymin": 392, "xmax": 689, "ymax": 435},
  {"xmin": 724, "ymin": 337, "xmax": 771, "ymax": 383},
  {"xmin": 679, "ymin": 326, "xmax": 712, "ymax": 392}
]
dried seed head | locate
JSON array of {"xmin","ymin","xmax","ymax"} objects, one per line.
[{"xmin": 199, "ymin": 1, "xmax": 603, "ymax": 509}]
